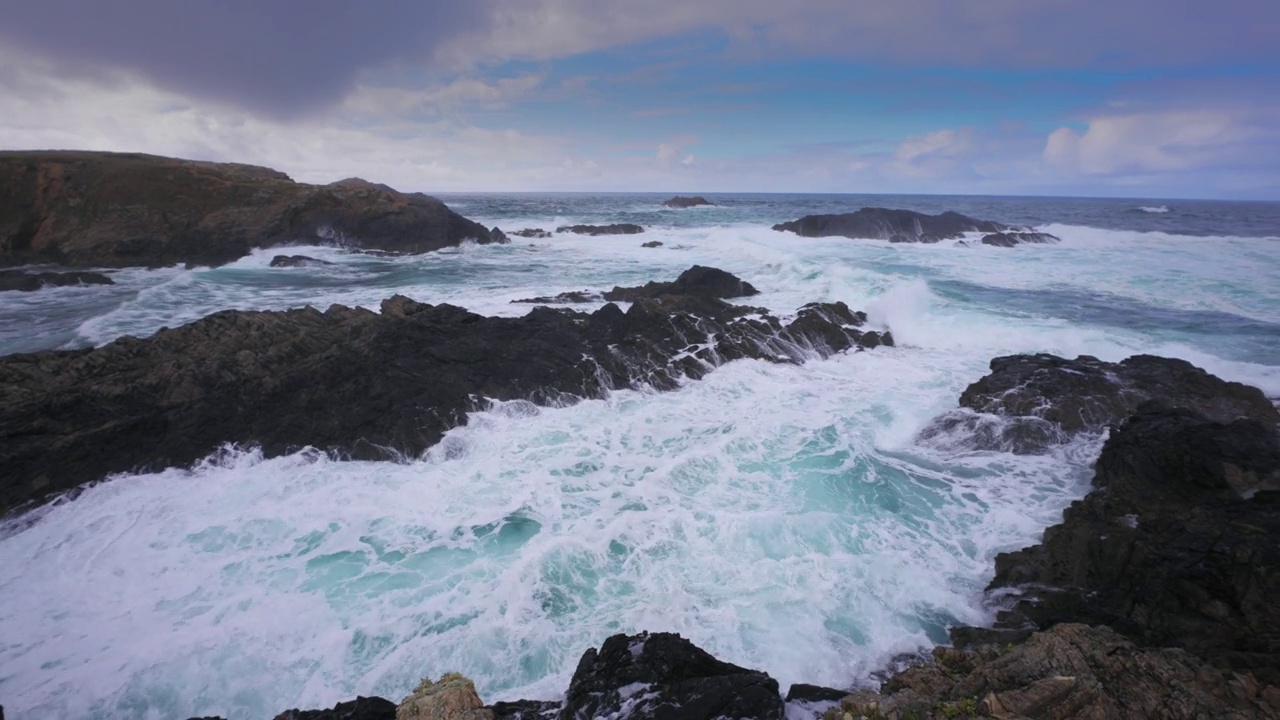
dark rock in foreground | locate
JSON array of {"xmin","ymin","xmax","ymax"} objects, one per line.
[
  {"xmin": 0, "ymin": 269, "xmax": 114, "ymax": 291},
  {"xmin": 270, "ymin": 696, "xmax": 396, "ymax": 720},
  {"xmin": 980, "ymin": 231, "xmax": 1060, "ymax": 247},
  {"xmin": 269, "ymin": 255, "xmax": 334, "ymax": 268},
  {"xmin": 603, "ymin": 265, "xmax": 759, "ymax": 302},
  {"xmin": 510, "ymin": 228, "xmax": 551, "ymax": 238},
  {"xmin": 555, "ymin": 223, "xmax": 645, "ymax": 236},
  {"xmin": 979, "ymin": 404, "xmax": 1280, "ymax": 685},
  {"xmin": 0, "ymin": 151, "xmax": 504, "ymax": 268},
  {"xmin": 918, "ymin": 353, "xmax": 1279, "ymax": 454},
  {"xmin": 771, "ymin": 208, "xmax": 1058, "ymax": 245},
  {"xmin": 560, "ymin": 632, "xmax": 784, "ymax": 720},
  {"xmin": 663, "ymin": 195, "xmax": 714, "ymax": 208},
  {"xmin": 0, "ymin": 267, "xmax": 891, "ymax": 515}
]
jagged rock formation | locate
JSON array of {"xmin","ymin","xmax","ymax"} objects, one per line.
[
  {"xmin": 555, "ymin": 223, "xmax": 645, "ymax": 236},
  {"xmin": 0, "ymin": 269, "xmax": 113, "ymax": 291},
  {"xmin": 980, "ymin": 231, "xmax": 1060, "ymax": 247},
  {"xmin": 270, "ymin": 255, "xmax": 334, "ymax": 268},
  {"xmin": 918, "ymin": 354, "xmax": 1279, "ymax": 454},
  {"xmin": 662, "ymin": 196, "xmax": 714, "ymax": 208},
  {"xmin": 0, "ymin": 267, "xmax": 891, "ymax": 515},
  {"xmin": 0, "ymin": 151, "xmax": 505, "ymax": 268},
  {"xmin": 396, "ymin": 674, "xmax": 492, "ymax": 720},
  {"xmin": 772, "ymin": 208, "xmax": 1059, "ymax": 245},
  {"xmin": 271, "ymin": 696, "xmax": 397, "ymax": 720}
]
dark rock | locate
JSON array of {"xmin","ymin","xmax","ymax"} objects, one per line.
[
  {"xmin": 662, "ymin": 195, "xmax": 714, "ymax": 208},
  {"xmin": 981, "ymin": 231, "xmax": 1061, "ymax": 247},
  {"xmin": 0, "ymin": 269, "xmax": 114, "ymax": 291},
  {"xmin": 489, "ymin": 226, "xmax": 509, "ymax": 243},
  {"xmin": 555, "ymin": 223, "xmax": 645, "ymax": 236},
  {"xmin": 772, "ymin": 208, "xmax": 1009, "ymax": 242},
  {"xmin": 976, "ymin": 404, "xmax": 1280, "ymax": 684},
  {"xmin": 489, "ymin": 700, "xmax": 561, "ymax": 719},
  {"xmin": 511, "ymin": 228, "xmax": 551, "ymax": 238},
  {"xmin": 918, "ymin": 354, "xmax": 1279, "ymax": 454},
  {"xmin": 603, "ymin": 265, "xmax": 759, "ymax": 302},
  {"xmin": 559, "ymin": 632, "xmax": 784, "ymax": 720},
  {"xmin": 271, "ymin": 696, "xmax": 396, "ymax": 720},
  {"xmin": 269, "ymin": 255, "xmax": 334, "ymax": 268},
  {"xmin": 642, "ymin": 240, "xmax": 664, "ymax": 248},
  {"xmin": 0, "ymin": 151, "xmax": 499, "ymax": 268},
  {"xmin": 784, "ymin": 683, "xmax": 850, "ymax": 703},
  {"xmin": 0, "ymin": 267, "xmax": 890, "ymax": 514},
  {"xmin": 863, "ymin": 624, "xmax": 1279, "ymax": 719},
  {"xmin": 511, "ymin": 291, "xmax": 599, "ymax": 304}
]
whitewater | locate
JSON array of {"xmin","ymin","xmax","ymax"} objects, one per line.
[{"xmin": 1, "ymin": 194, "xmax": 1278, "ymax": 719}]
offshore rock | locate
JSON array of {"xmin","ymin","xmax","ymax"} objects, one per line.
[
  {"xmin": 0, "ymin": 267, "xmax": 891, "ymax": 514},
  {"xmin": 0, "ymin": 269, "xmax": 114, "ymax": 291},
  {"xmin": 838, "ymin": 624, "xmax": 1279, "ymax": 719},
  {"xmin": 603, "ymin": 265, "xmax": 759, "ymax": 301},
  {"xmin": 510, "ymin": 291, "xmax": 599, "ymax": 304},
  {"xmin": 772, "ymin": 208, "xmax": 1009, "ymax": 243},
  {"xmin": 642, "ymin": 240, "xmax": 664, "ymax": 248},
  {"xmin": 555, "ymin": 223, "xmax": 645, "ymax": 236},
  {"xmin": 510, "ymin": 228, "xmax": 551, "ymax": 238},
  {"xmin": 270, "ymin": 254, "xmax": 335, "ymax": 268},
  {"xmin": 272, "ymin": 696, "xmax": 397, "ymax": 720},
  {"xmin": 918, "ymin": 353, "xmax": 1279, "ymax": 454},
  {"xmin": 560, "ymin": 632, "xmax": 784, "ymax": 720},
  {"xmin": 980, "ymin": 231, "xmax": 1061, "ymax": 247},
  {"xmin": 396, "ymin": 674, "xmax": 492, "ymax": 720},
  {"xmin": 978, "ymin": 404, "xmax": 1280, "ymax": 684},
  {"xmin": 662, "ymin": 195, "xmax": 714, "ymax": 208},
  {"xmin": 0, "ymin": 151, "xmax": 501, "ymax": 268}
]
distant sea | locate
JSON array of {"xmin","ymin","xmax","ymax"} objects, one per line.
[{"xmin": 2, "ymin": 194, "xmax": 1278, "ymax": 719}]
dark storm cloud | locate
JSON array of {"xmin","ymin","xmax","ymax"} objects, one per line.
[{"xmin": 0, "ymin": 0, "xmax": 493, "ymax": 117}]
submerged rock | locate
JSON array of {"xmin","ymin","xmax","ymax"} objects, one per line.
[
  {"xmin": 603, "ymin": 265, "xmax": 759, "ymax": 301},
  {"xmin": 771, "ymin": 208, "xmax": 1058, "ymax": 246},
  {"xmin": 560, "ymin": 632, "xmax": 784, "ymax": 720},
  {"xmin": 269, "ymin": 254, "xmax": 335, "ymax": 268},
  {"xmin": 0, "ymin": 269, "xmax": 114, "ymax": 291},
  {"xmin": 918, "ymin": 353, "xmax": 1279, "ymax": 454},
  {"xmin": 0, "ymin": 151, "xmax": 500, "ymax": 268},
  {"xmin": 0, "ymin": 266, "xmax": 891, "ymax": 514},
  {"xmin": 662, "ymin": 195, "xmax": 714, "ymax": 208},
  {"xmin": 555, "ymin": 223, "xmax": 645, "ymax": 236}
]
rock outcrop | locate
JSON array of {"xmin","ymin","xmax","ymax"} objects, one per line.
[
  {"xmin": 771, "ymin": 208, "xmax": 1059, "ymax": 245},
  {"xmin": 602, "ymin": 265, "xmax": 759, "ymax": 302},
  {"xmin": 0, "ymin": 151, "xmax": 504, "ymax": 268},
  {"xmin": 0, "ymin": 267, "xmax": 891, "ymax": 515},
  {"xmin": 641, "ymin": 240, "xmax": 664, "ymax": 248},
  {"xmin": 980, "ymin": 231, "xmax": 1060, "ymax": 247},
  {"xmin": 396, "ymin": 674, "xmax": 492, "ymax": 720},
  {"xmin": 918, "ymin": 354, "xmax": 1279, "ymax": 454},
  {"xmin": 510, "ymin": 229, "xmax": 551, "ymax": 239},
  {"xmin": 270, "ymin": 255, "xmax": 335, "ymax": 268},
  {"xmin": 662, "ymin": 196, "xmax": 714, "ymax": 208},
  {"xmin": 555, "ymin": 223, "xmax": 645, "ymax": 236},
  {"xmin": 271, "ymin": 696, "xmax": 397, "ymax": 720},
  {"xmin": 0, "ymin": 269, "xmax": 114, "ymax": 291},
  {"xmin": 510, "ymin": 291, "xmax": 599, "ymax": 304}
]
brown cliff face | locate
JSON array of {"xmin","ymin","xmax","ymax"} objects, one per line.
[{"xmin": 0, "ymin": 151, "xmax": 503, "ymax": 268}]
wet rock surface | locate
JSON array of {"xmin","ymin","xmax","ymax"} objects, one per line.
[
  {"xmin": 0, "ymin": 266, "xmax": 890, "ymax": 515},
  {"xmin": 772, "ymin": 208, "xmax": 1007, "ymax": 243},
  {"xmin": 555, "ymin": 223, "xmax": 645, "ymax": 235},
  {"xmin": 0, "ymin": 151, "xmax": 503, "ymax": 268},
  {"xmin": 270, "ymin": 254, "xmax": 335, "ymax": 268},
  {"xmin": 919, "ymin": 353, "xmax": 1279, "ymax": 453},
  {"xmin": 980, "ymin": 231, "xmax": 1061, "ymax": 247},
  {"xmin": 0, "ymin": 269, "xmax": 114, "ymax": 291},
  {"xmin": 510, "ymin": 228, "xmax": 551, "ymax": 238},
  {"xmin": 510, "ymin": 290, "xmax": 599, "ymax": 304},
  {"xmin": 602, "ymin": 265, "xmax": 759, "ymax": 301},
  {"xmin": 662, "ymin": 195, "xmax": 714, "ymax": 208},
  {"xmin": 270, "ymin": 696, "xmax": 397, "ymax": 720}
]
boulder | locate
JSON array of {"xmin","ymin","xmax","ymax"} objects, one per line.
[
  {"xmin": 603, "ymin": 265, "xmax": 759, "ymax": 301},
  {"xmin": 555, "ymin": 224, "xmax": 645, "ymax": 236},
  {"xmin": 0, "ymin": 267, "xmax": 890, "ymax": 514},
  {"xmin": 396, "ymin": 674, "xmax": 491, "ymax": 720},
  {"xmin": 0, "ymin": 269, "xmax": 114, "ymax": 291},
  {"xmin": 917, "ymin": 354, "xmax": 1279, "ymax": 454},
  {"xmin": 269, "ymin": 255, "xmax": 335, "ymax": 268},
  {"xmin": 560, "ymin": 632, "xmax": 784, "ymax": 720},
  {"xmin": 771, "ymin": 208, "xmax": 1008, "ymax": 242},
  {"xmin": 0, "ymin": 151, "xmax": 501, "ymax": 268},
  {"xmin": 662, "ymin": 196, "xmax": 714, "ymax": 208}
]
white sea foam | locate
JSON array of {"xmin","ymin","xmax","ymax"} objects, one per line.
[{"xmin": 1138, "ymin": 205, "xmax": 1170, "ymax": 213}]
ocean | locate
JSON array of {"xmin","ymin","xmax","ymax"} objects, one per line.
[{"xmin": 1, "ymin": 193, "xmax": 1278, "ymax": 719}]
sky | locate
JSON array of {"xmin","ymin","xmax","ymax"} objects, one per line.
[{"xmin": 0, "ymin": 0, "xmax": 1277, "ymax": 199}]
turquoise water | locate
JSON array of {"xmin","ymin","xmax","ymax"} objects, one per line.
[{"xmin": 0, "ymin": 194, "xmax": 1277, "ymax": 719}]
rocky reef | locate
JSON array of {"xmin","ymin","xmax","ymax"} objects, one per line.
[
  {"xmin": 662, "ymin": 195, "xmax": 714, "ymax": 208},
  {"xmin": 0, "ymin": 151, "xmax": 505, "ymax": 268},
  {"xmin": 555, "ymin": 223, "xmax": 645, "ymax": 235},
  {"xmin": 0, "ymin": 268, "xmax": 114, "ymax": 291},
  {"xmin": 269, "ymin": 254, "xmax": 335, "ymax": 268},
  {"xmin": 772, "ymin": 208, "xmax": 1060, "ymax": 245},
  {"xmin": 0, "ymin": 267, "xmax": 890, "ymax": 515}
]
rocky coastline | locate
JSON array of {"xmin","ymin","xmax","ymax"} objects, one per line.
[
  {"xmin": 165, "ymin": 354, "xmax": 1278, "ymax": 720},
  {"xmin": 0, "ymin": 151, "xmax": 506, "ymax": 268}
]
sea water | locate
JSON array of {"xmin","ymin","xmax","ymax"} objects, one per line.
[{"xmin": 1, "ymin": 194, "xmax": 1277, "ymax": 719}]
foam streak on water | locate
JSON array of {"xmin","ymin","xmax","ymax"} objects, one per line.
[{"xmin": 1, "ymin": 194, "xmax": 1278, "ymax": 719}]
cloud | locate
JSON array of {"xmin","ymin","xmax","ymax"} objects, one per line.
[
  {"xmin": 1043, "ymin": 109, "xmax": 1280, "ymax": 176},
  {"xmin": 0, "ymin": 0, "xmax": 494, "ymax": 118}
]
